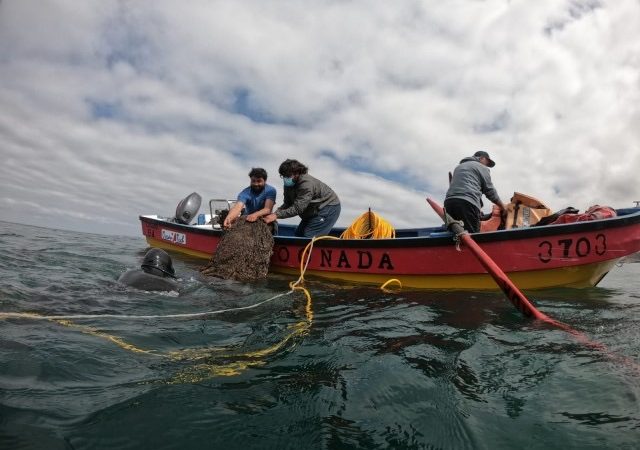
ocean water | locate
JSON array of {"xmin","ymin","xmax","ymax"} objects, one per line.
[{"xmin": 0, "ymin": 220, "xmax": 639, "ymax": 450}]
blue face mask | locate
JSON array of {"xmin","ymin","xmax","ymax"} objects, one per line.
[{"xmin": 283, "ymin": 177, "xmax": 295, "ymax": 187}]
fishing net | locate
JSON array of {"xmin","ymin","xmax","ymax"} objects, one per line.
[{"xmin": 200, "ymin": 218, "xmax": 274, "ymax": 282}]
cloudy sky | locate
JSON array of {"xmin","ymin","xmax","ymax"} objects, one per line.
[{"xmin": 1, "ymin": 0, "xmax": 638, "ymax": 236}]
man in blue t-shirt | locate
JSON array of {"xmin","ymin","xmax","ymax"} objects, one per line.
[{"xmin": 223, "ymin": 167, "xmax": 277, "ymax": 228}]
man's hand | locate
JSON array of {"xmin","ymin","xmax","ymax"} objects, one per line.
[
  {"xmin": 262, "ymin": 213, "xmax": 277, "ymax": 224},
  {"xmin": 223, "ymin": 215, "xmax": 237, "ymax": 229},
  {"xmin": 246, "ymin": 213, "xmax": 259, "ymax": 222}
]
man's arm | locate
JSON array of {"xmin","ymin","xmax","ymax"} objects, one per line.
[
  {"xmin": 246, "ymin": 198, "xmax": 275, "ymax": 222},
  {"xmin": 275, "ymin": 182, "xmax": 313, "ymax": 219},
  {"xmin": 223, "ymin": 201, "xmax": 244, "ymax": 228},
  {"xmin": 480, "ymin": 169, "xmax": 505, "ymax": 212}
]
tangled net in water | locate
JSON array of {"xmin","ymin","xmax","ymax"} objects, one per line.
[{"xmin": 200, "ymin": 218, "xmax": 274, "ymax": 282}]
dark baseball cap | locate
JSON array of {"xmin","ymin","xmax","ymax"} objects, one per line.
[{"xmin": 474, "ymin": 151, "xmax": 495, "ymax": 167}]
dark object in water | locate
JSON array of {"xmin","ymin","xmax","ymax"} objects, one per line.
[
  {"xmin": 200, "ymin": 218, "xmax": 274, "ymax": 282},
  {"xmin": 141, "ymin": 248, "xmax": 176, "ymax": 278},
  {"xmin": 118, "ymin": 269, "xmax": 178, "ymax": 292},
  {"xmin": 119, "ymin": 248, "xmax": 178, "ymax": 291},
  {"xmin": 175, "ymin": 192, "xmax": 202, "ymax": 224}
]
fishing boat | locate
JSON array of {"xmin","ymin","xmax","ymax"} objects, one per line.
[{"xmin": 139, "ymin": 195, "xmax": 640, "ymax": 290}]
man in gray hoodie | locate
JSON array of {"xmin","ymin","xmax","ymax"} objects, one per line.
[
  {"xmin": 444, "ymin": 151, "xmax": 506, "ymax": 233},
  {"xmin": 263, "ymin": 159, "xmax": 341, "ymax": 237}
]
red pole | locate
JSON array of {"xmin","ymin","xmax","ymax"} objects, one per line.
[
  {"xmin": 427, "ymin": 198, "xmax": 549, "ymax": 320},
  {"xmin": 426, "ymin": 198, "xmax": 640, "ymax": 371}
]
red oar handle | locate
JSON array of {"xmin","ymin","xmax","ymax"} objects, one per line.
[
  {"xmin": 426, "ymin": 198, "xmax": 548, "ymax": 320},
  {"xmin": 427, "ymin": 198, "xmax": 640, "ymax": 372}
]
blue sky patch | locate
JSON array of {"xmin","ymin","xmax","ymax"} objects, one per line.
[
  {"xmin": 318, "ymin": 149, "xmax": 435, "ymax": 193},
  {"xmin": 473, "ymin": 110, "xmax": 510, "ymax": 133},
  {"xmin": 87, "ymin": 99, "xmax": 123, "ymax": 120},
  {"xmin": 231, "ymin": 88, "xmax": 300, "ymax": 126}
]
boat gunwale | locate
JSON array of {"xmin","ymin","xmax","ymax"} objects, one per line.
[{"xmin": 139, "ymin": 208, "xmax": 640, "ymax": 249}]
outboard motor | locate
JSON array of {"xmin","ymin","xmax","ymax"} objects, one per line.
[{"xmin": 175, "ymin": 192, "xmax": 202, "ymax": 224}]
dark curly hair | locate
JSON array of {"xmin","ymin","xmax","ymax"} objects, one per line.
[
  {"xmin": 248, "ymin": 167, "xmax": 268, "ymax": 180},
  {"xmin": 278, "ymin": 159, "xmax": 308, "ymax": 177}
]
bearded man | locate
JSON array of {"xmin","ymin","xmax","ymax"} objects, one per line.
[{"xmin": 223, "ymin": 168, "xmax": 277, "ymax": 228}]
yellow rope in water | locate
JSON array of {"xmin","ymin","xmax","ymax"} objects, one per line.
[
  {"xmin": 340, "ymin": 210, "xmax": 396, "ymax": 239},
  {"xmin": 0, "ymin": 240, "xmax": 321, "ymax": 382},
  {"xmin": 170, "ymin": 241, "xmax": 320, "ymax": 382},
  {"xmin": 292, "ymin": 235, "xmax": 341, "ymax": 288},
  {"xmin": 0, "ymin": 233, "xmax": 406, "ymax": 382},
  {"xmin": 53, "ymin": 319, "xmax": 159, "ymax": 356},
  {"xmin": 380, "ymin": 278, "xmax": 402, "ymax": 293}
]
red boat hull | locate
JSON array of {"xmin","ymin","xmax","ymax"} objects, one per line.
[{"xmin": 140, "ymin": 209, "xmax": 640, "ymax": 290}]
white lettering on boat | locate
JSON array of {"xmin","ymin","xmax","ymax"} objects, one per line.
[{"xmin": 161, "ymin": 229, "xmax": 187, "ymax": 245}]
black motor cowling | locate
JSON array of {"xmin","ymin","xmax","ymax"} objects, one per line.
[{"xmin": 175, "ymin": 192, "xmax": 202, "ymax": 224}]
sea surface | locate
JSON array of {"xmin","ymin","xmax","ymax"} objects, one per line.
[{"xmin": 0, "ymin": 220, "xmax": 639, "ymax": 450}]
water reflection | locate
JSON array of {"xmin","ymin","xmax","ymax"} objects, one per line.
[{"xmin": 2, "ymin": 220, "xmax": 640, "ymax": 449}]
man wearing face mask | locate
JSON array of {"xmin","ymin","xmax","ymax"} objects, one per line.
[
  {"xmin": 262, "ymin": 159, "xmax": 341, "ymax": 237},
  {"xmin": 223, "ymin": 167, "xmax": 277, "ymax": 228}
]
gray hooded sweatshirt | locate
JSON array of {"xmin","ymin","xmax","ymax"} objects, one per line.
[
  {"xmin": 445, "ymin": 156, "xmax": 502, "ymax": 210},
  {"xmin": 275, "ymin": 173, "xmax": 340, "ymax": 220}
]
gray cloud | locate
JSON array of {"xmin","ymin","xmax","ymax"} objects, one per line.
[{"xmin": 1, "ymin": 0, "xmax": 639, "ymax": 236}]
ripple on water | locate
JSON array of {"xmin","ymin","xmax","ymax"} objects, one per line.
[{"xmin": 1, "ymin": 222, "xmax": 640, "ymax": 449}]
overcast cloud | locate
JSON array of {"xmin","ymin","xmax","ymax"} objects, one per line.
[{"xmin": 1, "ymin": 0, "xmax": 639, "ymax": 236}]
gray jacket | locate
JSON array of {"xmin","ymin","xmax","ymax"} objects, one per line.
[
  {"xmin": 445, "ymin": 156, "xmax": 502, "ymax": 210},
  {"xmin": 276, "ymin": 173, "xmax": 340, "ymax": 219}
]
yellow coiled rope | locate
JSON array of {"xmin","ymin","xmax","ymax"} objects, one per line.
[{"xmin": 340, "ymin": 209, "xmax": 396, "ymax": 239}]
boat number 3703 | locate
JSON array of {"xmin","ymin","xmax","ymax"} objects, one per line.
[{"xmin": 537, "ymin": 233, "xmax": 606, "ymax": 263}]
